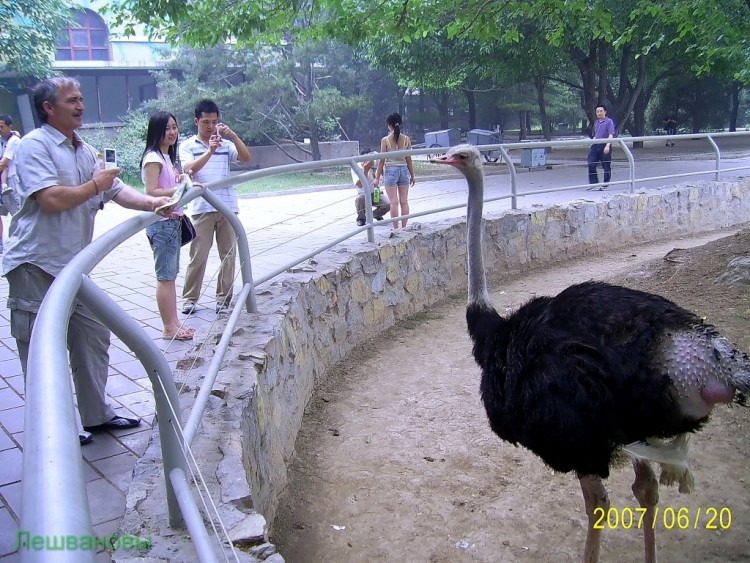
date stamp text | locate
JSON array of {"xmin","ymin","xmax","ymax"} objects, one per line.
[{"xmin": 593, "ymin": 507, "xmax": 731, "ymax": 530}]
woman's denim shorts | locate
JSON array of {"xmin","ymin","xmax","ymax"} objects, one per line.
[
  {"xmin": 146, "ymin": 219, "xmax": 181, "ymax": 281},
  {"xmin": 383, "ymin": 165, "xmax": 410, "ymax": 187}
]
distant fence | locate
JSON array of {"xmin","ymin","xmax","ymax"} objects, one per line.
[{"xmin": 232, "ymin": 141, "xmax": 359, "ymax": 170}]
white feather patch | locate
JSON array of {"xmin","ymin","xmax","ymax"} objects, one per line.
[{"xmin": 622, "ymin": 438, "xmax": 690, "ymax": 469}]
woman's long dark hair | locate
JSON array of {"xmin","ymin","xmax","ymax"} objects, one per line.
[
  {"xmin": 140, "ymin": 111, "xmax": 178, "ymax": 167},
  {"xmin": 386, "ymin": 112, "xmax": 402, "ymax": 143}
]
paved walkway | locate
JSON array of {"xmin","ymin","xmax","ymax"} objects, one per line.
[{"xmin": 0, "ymin": 136, "xmax": 748, "ymax": 560}]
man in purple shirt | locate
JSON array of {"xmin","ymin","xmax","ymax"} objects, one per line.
[{"xmin": 587, "ymin": 104, "xmax": 615, "ymax": 190}]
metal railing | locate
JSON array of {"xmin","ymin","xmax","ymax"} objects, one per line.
[{"xmin": 19, "ymin": 131, "xmax": 750, "ymax": 562}]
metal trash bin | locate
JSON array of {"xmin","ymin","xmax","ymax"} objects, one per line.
[
  {"xmin": 424, "ymin": 128, "xmax": 461, "ymax": 150},
  {"xmin": 467, "ymin": 129, "xmax": 503, "ymax": 146},
  {"xmin": 521, "ymin": 147, "xmax": 547, "ymax": 168},
  {"xmin": 468, "ymin": 129, "xmax": 503, "ymax": 162}
]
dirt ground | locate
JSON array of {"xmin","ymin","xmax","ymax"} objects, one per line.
[{"xmin": 272, "ymin": 228, "xmax": 750, "ymax": 563}]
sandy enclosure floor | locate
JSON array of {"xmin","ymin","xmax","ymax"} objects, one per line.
[{"xmin": 272, "ymin": 229, "xmax": 750, "ymax": 563}]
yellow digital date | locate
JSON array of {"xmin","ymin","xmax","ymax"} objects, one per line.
[{"xmin": 592, "ymin": 506, "xmax": 732, "ymax": 530}]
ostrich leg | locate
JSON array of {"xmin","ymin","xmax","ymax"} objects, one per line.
[
  {"xmin": 631, "ymin": 459, "xmax": 659, "ymax": 563},
  {"xmin": 579, "ymin": 475, "xmax": 610, "ymax": 563}
]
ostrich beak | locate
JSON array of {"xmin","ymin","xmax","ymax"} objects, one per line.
[{"xmin": 430, "ymin": 153, "xmax": 465, "ymax": 167}]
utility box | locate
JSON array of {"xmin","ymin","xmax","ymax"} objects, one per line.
[
  {"xmin": 521, "ymin": 147, "xmax": 547, "ymax": 168},
  {"xmin": 424, "ymin": 128, "xmax": 461, "ymax": 149}
]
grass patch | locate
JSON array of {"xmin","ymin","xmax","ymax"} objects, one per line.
[
  {"xmin": 125, "ymin": 159, "xmax": 453, "ymax": 195},
  {"xmin": 235, "ymin": 160, "xmax": 453, "ymax": 195},
  {"xmin": 236, "ymin": 167, "xmax": 353, "ymax": 194},
  {"xmin": 398, "ymin": 310, "xmax": 445, "ymax": 330}
]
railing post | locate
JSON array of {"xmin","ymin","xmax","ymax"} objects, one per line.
[
  {"xmin": 200, "ymin": 188, "xmax": 257, "ymax": 313},
  {"xmin": 350, "ymin": 160, "xmax": 376, "ymax": 242},
  {"xmin": 497, "ymin": 147, "xmax": 516, "ymax": 209},
  {"xmin": 20, "ymin": 268, "xmax": 96, "ymax": 562},
  {"xmin": 705, "ymin": 134, "xmax": 721, "ymax": 181},
  {"xmin": 615, "ymin": 139, "xmax": 636, "ymax": 193},
  {"xmin": 169, "ymin": 468, "xmax": 220, "ymax": 563},
  {"xmin": 77, "ymin": 278, "xmax": 187, "ymax": 528}
]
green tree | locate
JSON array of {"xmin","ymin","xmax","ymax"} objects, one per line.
[
  {"xmin": 627, "ymin": 0, "xmax": 750, "ymax": 82},
  {"xmin": 79, "ymin": 110, "xmax": 150, "ymax": 184},
  {"xmin": 365, "ymin": 32, "xmax": 481, "ymax": 131},
  {"xmin": 143, "ymin": 42, "xmax": 368, "ymax": 161},
  {"xmin": 1, "ymin": 0, "xmax": 70, "ymax": 81},
  {"xmin": 269, "ymin": 36, "xmax": 363, "ymax": 160},
  {"xmin": 110, "ymin": 0, "xmax": 749, "ymax": 144},
  {"xmin": 141, "ymin": 46, "xmax": 268, "ymax": 143},
  {"xmin": 651, "ymin": 75, "xmax": 737, "ymax": 132}
]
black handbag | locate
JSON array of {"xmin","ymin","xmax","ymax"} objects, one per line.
[{"xmin": 180, "ymin": 215, "xmax": 196, "ymax": 246}]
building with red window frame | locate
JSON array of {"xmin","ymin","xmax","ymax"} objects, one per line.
[{"xmin": 1, "ymin": 0, "xmax": 170, "ymax": 135}]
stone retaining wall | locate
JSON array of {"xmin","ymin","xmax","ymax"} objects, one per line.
[{"xmin": 118, "ymin": 179, "xmax": 750, "ymax": 561}]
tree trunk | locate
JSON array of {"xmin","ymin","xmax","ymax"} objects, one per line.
[
  {"xmin": 534, "ymin": 76, "xmax": 551, "ymax": 140},
  {"xmin": 730, "ymin": 82, "xmax": 741, "ymax": 132},
  {"xmin": 291, "ymin": 54, "xmax": 322, "ymax": 161},
  {"xmin": 518, "ymin": 111, "xmax": 526, "ymax": 141},
  {"xmin": 596, "ymin": 39, "xmax": 608, "ymax": 108},
  {"xmin": 308, "ymin": 119, "xmax": 322, "ymax": 161},
  {"xmin": 398, "ymin": 87, "xmax": 407, "ymax": 118},
  {"xmin": 432, "ymin": 92, "xmax": 451, "ymax": 129},
  {"xmin": 631, "ymin": 95, "xmax": 648, "ymax": 149},
  {"xmin": 572, "ymin": 42, "xmax": 597, "ymax": 136},
  {"xmin": 689, "ymin": 91, "xmax": 704, "ymax": 133},
  {"xmin": 494, "ymin": 108, "xmax": 504, "ymax": 134},
  {"xmin": 464, "ymin": 88, "xmax": 477, "ymax": 130}
]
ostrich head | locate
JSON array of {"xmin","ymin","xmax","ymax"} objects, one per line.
[{"xmin": 430, "ymin": 144, "xmax": 484, "ymax": 184}]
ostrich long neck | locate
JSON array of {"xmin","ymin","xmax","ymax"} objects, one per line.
[{"xmin": 466, "ymin": 166, "xmax": 493, "ymax": 308}]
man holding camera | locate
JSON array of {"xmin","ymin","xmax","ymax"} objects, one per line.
[{"xmin": 179, "ymin": 99, "xmax": 251, "ymax": 315}]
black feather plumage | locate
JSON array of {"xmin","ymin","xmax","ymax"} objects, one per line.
[{"xmin": 469, "ymin": 280, "xmax": 707, "ymax": 478}]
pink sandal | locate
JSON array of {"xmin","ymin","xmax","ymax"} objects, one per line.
[{"xmin": 163, "ymin": 327, "xmax": 195, "ymax": 341}]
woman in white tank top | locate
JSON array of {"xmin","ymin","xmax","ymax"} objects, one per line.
[{"xmin": 375, "ymin": 112, "xmax": 416, "ymax": 229}]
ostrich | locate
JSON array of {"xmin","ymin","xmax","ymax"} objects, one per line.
[{"xmin": 431, "ymin": 145, "xmax": 750, "ymax": 563}]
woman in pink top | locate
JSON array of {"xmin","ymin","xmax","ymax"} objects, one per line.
[{"xmin": 141, "ymin": 111, "xmax": 195, "ymax": 341}]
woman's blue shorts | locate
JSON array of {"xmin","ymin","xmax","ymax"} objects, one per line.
[
  {"xmin": 383, "ymin": 165, "xmax": 410, "ymax": 187},
  {"xmin": 146, "ymin": 219, "xmax": 181, "ymax": 281}
]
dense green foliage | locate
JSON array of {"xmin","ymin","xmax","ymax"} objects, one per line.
[
  {"xmin": 1, "ymin": 0, "xmax": 71, "ymax": 81},
  {"xmin": 110, "ymin": 0, "xmax": 749, "ymax": 83},
  {"xmin": 106, "ymin": 0, "xmax": 748, "ymax": 142},
  {"xmin": 79, "ymin": 111, "xmax": 150, "ymax": 185}
]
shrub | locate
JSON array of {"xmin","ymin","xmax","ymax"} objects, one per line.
[
  {"xmin": 79, "ymin": 109, "xmax": 149, "ymax": 188},
  {"xmin": 114, "ymin": 110, "xmax": 149, "ymax": 185}
]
